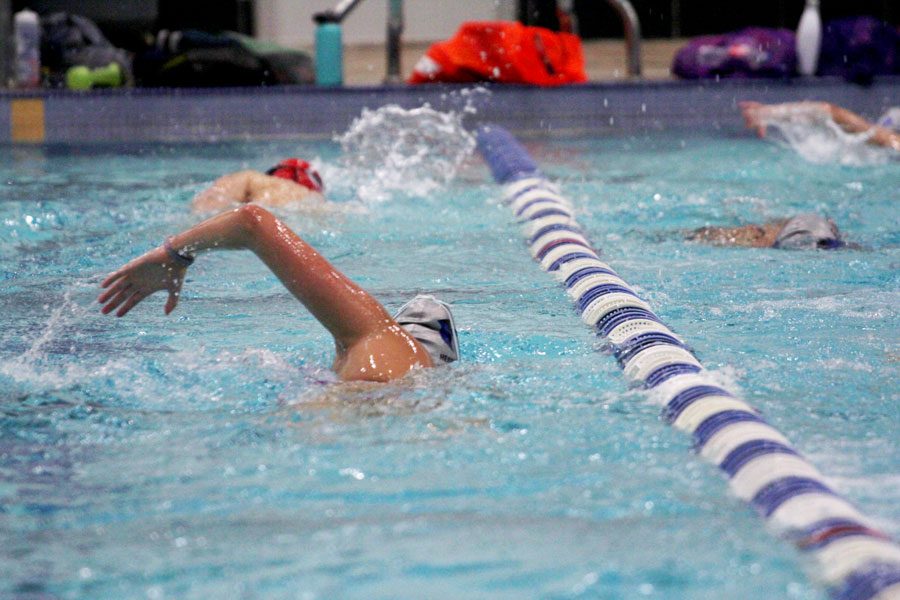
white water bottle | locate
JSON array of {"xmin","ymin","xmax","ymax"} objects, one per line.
[
  {"xmin": 796, "ymin": 0, "xmax": 822, "ymax": 76},
  {"xmin": 14, "ymin": 9, "xmax": 41, "ymax": 88}
]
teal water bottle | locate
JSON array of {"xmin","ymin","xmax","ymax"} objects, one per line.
[{"xmin": 315, "ymin": 21, "xmax": 343, "ymax": 86}]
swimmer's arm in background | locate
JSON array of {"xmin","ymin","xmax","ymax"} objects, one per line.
[
  {"xmin": 99, "ymin": 205, "xmax": 430, "ymax": 380},
  {"xmin": 829, "ymin": 105, "xmax": 900, "ymax": 150},
  {"xmin": 685, "ymin": 220, "xmax": 786, "ymax": 247},
  {"xmin": 740, "ymin": 101, "xmax": 899, "ymax": 150},
  {"xmin": 739, "ymin": 101, "xmax": 830, "ymax": 137},
  {"xmin": 191, "ymin": 170, "xmax": 255, "ymax": 213},
  {"xmin": 192, "ymin": 171, "xmax": 318, "ymax": 213}
]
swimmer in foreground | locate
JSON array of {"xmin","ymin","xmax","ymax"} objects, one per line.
[
  {"xmin": 192, "ymin": 158, "xmax": 326, "ymax": 213},
  {"xmin": 739, "ymin": 101, "xmax": 900, "ymax": 151},
  {"xmin": 98, "ymin": 204, "xmax": 459, "ymax": 382},
  {"xmin": 687, "ymin": 213, "xmax": 844, "ymax": 249}
]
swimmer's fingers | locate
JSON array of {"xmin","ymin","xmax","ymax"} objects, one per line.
[
  {"xmin": 100, "ymin": 259, "xmax": 140, "ymax": 288},
  {"xmin": 98, "ymin": 276, "xmax": 131, "ymax": 303},
  {"xmin": 115, "ymin": 290, "xmax": 147, "ymax": 318},
  {"xmin": 100, "ymin": 285, "xmax": 132, "ymax": 315},
  {"xmin": 100, "ymin": 270, "xmax": 124, "ymax": 289}
]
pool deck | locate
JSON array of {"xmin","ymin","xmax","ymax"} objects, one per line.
[
  {"xmin": 1, "ymin": 39, "xmax": 898, "ymax": 145},
  {"xmin": 342, "ymin": 38, "xmax": 685, "ymax": 84}
]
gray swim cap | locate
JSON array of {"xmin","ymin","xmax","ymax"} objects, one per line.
[
  {"xmin": 394, "ymin": 295, "xmax": 460, "ymax": 364},
  {"xmin": 773, "ymin": 214, "xmax": 842, "ymax": 249},
  {"xmin": 877, "ymin": 107, "xmax": 900, "ymax": 132}
]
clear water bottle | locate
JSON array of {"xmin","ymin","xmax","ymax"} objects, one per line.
[
  {"xmin": 796, "ymin": 0, "xmax": 822, "ymax": 76},
  {"xmin": 14, "ymin": 9, "xmax": 42, "ymax": 88}
]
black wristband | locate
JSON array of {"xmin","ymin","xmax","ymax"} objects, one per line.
[{"xmin": 164, "ymin": 237, "xmax": 195, "ymax": 267}]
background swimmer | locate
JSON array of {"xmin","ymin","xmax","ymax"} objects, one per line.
[
  {"xmin": 740, "ymin": 101, "xmax": 900, "ymax": 151},
  {"xmin": 686, "ymin": 213, "xmax": 844, "ymax": 249},
  {"xmin": 192, "ymin": 158, "xmax": 326, "ymax": 212},
  {"xmin": 98, "ymin": 204, "xmax": 458, "ymax": 382}
]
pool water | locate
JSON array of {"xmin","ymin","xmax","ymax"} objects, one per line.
[{"xmin": 1, "ymin": 122, "xmax": 897, "ymax": 599}]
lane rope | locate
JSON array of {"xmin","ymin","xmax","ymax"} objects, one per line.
[{"xmin": 476, "ymin": 124, "xmax": 900, "ymax": 600}]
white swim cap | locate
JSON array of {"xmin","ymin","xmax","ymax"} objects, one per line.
[{"xmin": 394, "ymin": 295, "xmax": 460, "ymax": 364}]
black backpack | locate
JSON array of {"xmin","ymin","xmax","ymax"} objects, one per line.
[
  {"xmin": 41, "ymin": 12, "xmax": 133, "ymax": 86},
  {"xmin": 134, "ymin": 29, "xmax": 314, "ymax": 87}
]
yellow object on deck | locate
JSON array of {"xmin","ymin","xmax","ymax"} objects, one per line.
[{"xmin": 11, "ymin": 99, "xmax": 46, "ymax": 143}]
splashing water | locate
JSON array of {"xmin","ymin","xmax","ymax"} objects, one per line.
[
  {"xmin": 330, "ymin": 103, "xmax": 477, "ymax": 202},
  {"xmin": 1, "ymin": 287, "xmax": 94, "ymax": 389},
  {"xmin": 765, "ymin": 117, "xmax": 895, "ymax": 167}
]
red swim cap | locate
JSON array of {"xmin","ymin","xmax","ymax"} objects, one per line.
[{"xmin": 265, "ymin": 158, "xmax": 324, "ymax": 193}]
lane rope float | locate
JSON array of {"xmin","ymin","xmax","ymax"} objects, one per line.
[{"xmin": 476, "ymin": 124, "xmax": 900, "ymax": 600}]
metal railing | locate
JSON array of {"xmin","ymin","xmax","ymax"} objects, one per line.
[
  {"xmin": 313, "ymin": 0, "xmax": 640, "ymax": 84},
  {"xmin": 606, "ymin": 0, "xmax": 642, "ymax": 77}
]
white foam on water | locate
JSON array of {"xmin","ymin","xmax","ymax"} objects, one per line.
[
  {"xmin": 1, "ymin": 287, "xmax": 95, "ymax": 389},
  {"xmin": 325, "ymin": 102, "xmax": 478, "ymax": 203},
  {"xmin": 765, "ymin": 118, "xmax": 895, "ymax": 166},
  {"xmin": 729, "ymin": 289, "xmax": 898, "ymax": 320}
]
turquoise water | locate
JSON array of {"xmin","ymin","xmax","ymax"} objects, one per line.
[{"xmin": 1, "ymin": 130, "xmax": 897, "ymax": 599}]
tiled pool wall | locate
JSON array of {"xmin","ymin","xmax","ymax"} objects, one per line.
[{"xmin": 1, "ymin": 78, "xmax": 898, "ymax": 144}]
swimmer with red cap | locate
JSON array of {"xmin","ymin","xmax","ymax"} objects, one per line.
[{"xmin": 192, "ymin": 158, "xmax": 325, "ymax": 213}]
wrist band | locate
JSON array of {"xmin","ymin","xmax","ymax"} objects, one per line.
[{"xmin": 164, "ymin": 237, "xmax": 195, "ymax": 267}]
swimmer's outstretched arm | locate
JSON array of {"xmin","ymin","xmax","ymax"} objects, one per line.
[
  {"xmin": 99, "ymin": 204, "xmax": 431, "ymax": 380},
  {"xmin": 739, "ymin": 101, "xmax": 900, "ymax": 150}
]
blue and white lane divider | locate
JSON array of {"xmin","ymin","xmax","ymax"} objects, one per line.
[{"xmin": 476, "ymin": 124, "xmax": 900, "ymax": 600}]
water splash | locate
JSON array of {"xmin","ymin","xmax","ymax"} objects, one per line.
[
  {"xmin": 764, "ymin": 118, "xmax": 895, "ymax": 166},
  {"xmin": 0, "ymin": 286, "xmax": 108, "ymax": 396},
  {"xmin": 328, "ymin": 103, "xmax": 477, "ymax": 203}
]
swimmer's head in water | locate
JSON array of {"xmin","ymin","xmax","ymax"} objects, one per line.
[
  {"xmin": 394, "ymin": 295, "xmax": 460, "ymax": 365},
  {"xmin": 774, "ymin": 213, "xmax": 843, "ymax": 249},
  {"xmin": 876, "ymin": 107, "xmax": 900, "ymax": 132},
  {"xmin": 266, "ymin": 158, "xmax": 324, "ymax": 193}
]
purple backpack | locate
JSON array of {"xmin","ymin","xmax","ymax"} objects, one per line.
[
  {"xmin": 673, "ymin": 27, "xmax": 796, "ymax": 79},
  {"xmin": 818, "ymin": 16, "xmax": 899, "ymax": 84}
]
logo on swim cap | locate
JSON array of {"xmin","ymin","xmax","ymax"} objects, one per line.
[
  {"xmin": 266, "ymin": 158, "xmax": 324, "ymax": 193},
  {"xmin": 393, "ymin": 295, "xmax": 460, "ymax": 365}
]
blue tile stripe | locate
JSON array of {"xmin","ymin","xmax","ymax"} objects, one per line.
[
  {"xmin": 4, "ymin": 78, "xmax": 897, "ymax": 145},
  {"xmin": 476, "ymin": 123, "xmax": 900, "ymax": 600}
]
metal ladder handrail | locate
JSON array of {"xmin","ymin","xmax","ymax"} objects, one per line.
[
  {"xmin": 605, "ymin": 0, "xmax": 642, "ymax": 77},
  {"xmin": 313, "ymin": 0, "xmax": 639, "ymax": 83}
]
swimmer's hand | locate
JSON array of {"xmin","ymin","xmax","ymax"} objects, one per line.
[
  {"xmin": 739, "ymin": 101, "xmax": 768, "ymax": 138},
  {"xmin": 98, "ymin": 247, "xmax": 186, "ymax": 317}
]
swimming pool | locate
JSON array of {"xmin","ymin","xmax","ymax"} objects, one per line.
[{"xmin": 1, "ymin": 112, "xmax": 897, "ymax": 598}]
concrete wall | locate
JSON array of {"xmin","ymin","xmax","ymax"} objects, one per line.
[{"xmin": 254, "ymin": 0, "xmax": 516, "ymax": 48}]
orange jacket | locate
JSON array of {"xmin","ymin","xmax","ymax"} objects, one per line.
[{"xmin": 409, "ymin": 21, "xmax": 587, "ymax": 86}]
